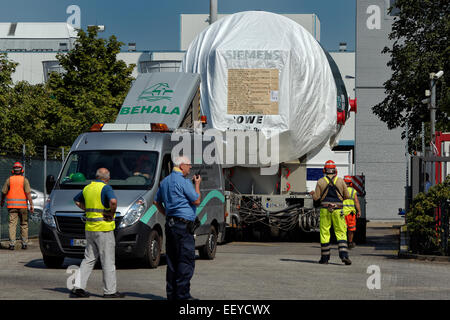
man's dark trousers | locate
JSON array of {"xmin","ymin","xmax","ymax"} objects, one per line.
[{"xmin": 165, "ymin": 219, "xmax": 195, "ymax": 300}]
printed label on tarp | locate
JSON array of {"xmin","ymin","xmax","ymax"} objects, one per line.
[{"xmin": 227, "ymin": 69, "xmax": 279, "ymax": 115}]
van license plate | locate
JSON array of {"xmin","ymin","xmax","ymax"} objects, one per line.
[{"xmin": 71, "ymin": 239, "xmax": 87, "ymax": 247}]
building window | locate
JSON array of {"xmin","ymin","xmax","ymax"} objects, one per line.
[
  {"xmin": 389, "ymin": 0, "xmax": 400, "ymax": 16},
  {"xmin": 42, "ymin": 60, "xmax": 65, "ymax": 82},
  {"xmin": 139, "ymin": 60, "xmax": 181, "ymax": 73},
  {"xmin": 59, "ymin": 43, "xmax": 68, "ymax": 51}
]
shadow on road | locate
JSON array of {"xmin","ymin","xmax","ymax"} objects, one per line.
[
  {"xmin": 24, "ymin": 256, "xmax": 171, "ymax": 270},
  {"xmin": 24, "ymin": 258, "xmax": 82, "ymax": 269},
  {"xmin": 279, "ymin": 258, "xmax": 343, "ymax": 266},
  {"xmin": 42, "ymin": 287, "xmax": 166, "ymax": 300},
  {"xmin": 364, "ymin": 230, "xmax": 399, "ymax": 250},
  {"xmin": 359, "ymin": 253, "xmax": 398, "ymax": 259},
  {"xmin": 43, "ymin": 287, "xmax": 71, "ymax": 296},
  {"xmin": 122, "ymin": 292, "xmax": 166, "ymax": 300},
  {"xmin": 116, "ymin": 255, "xmax": 169, "ymax": 269},
  {"xmin": 42, "ymin": 287, "xmax": 107, "ymax": 299}
]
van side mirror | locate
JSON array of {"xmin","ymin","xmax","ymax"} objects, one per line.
[{"xmin": 46, "ymin": 175, "xmax": 56, "ymax": 194}]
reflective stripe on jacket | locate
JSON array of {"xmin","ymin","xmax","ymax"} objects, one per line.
[
  {"xmin": 82, "ymin": 181, "xmax": 115, "ymax": 232},
  {"xmin": 6, "ymin": 176, "xmax": 27, "ymax": 209}
]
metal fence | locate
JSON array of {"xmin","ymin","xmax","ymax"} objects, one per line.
[
  {"xmin": 0, "ymin": 146, "xmax": 64, "ymax": 241},
  {"xmin": 440, "ymin": 200, "xmax": 449, "ymax": 255},
  {"xmin": 409, "ymin": 155, "xmax": 450, "ymax": 255}
]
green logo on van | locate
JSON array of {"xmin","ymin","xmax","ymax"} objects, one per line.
[
  {"xmin": 138, "ymin": 83, "xmax": 173, "ymax": 102},
  {"xmin": 120, "ymin": 105, "xmax": 180, "ymax": 115}
]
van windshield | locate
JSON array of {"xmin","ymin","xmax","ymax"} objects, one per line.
[{"xmin": 57, "ymin": 150, "xmax": 158, "ymax": 190}]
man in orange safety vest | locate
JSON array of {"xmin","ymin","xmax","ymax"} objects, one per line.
[{"xmin": 1, "ymin": 162, "xmax": 34, "ymax": 250}]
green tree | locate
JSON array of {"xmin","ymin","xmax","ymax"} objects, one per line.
[
  {"xmin": 0, "ymin": 53, "xmax": 17, "ymax": 105},
  {"xmin": 0, "ymin": 53, "xmax": 19, "ymax": 153},
  {"xmin": 2, "ymin": 81, "xmax": 62, "ymax": 155},
  {"xmin": 48, "ymin": 26, "xmax": 135, "ymax": 144},
  {"xmin": 407, "ymin": 175, "xmax": 450, "ymax": 254},
  {"xmin": 0, "ymin": 53, "xmax": 68, "ymax": 155},
  {"xmin": 372, "ymin": 0, "xmax": 450, "ymax": 150}
]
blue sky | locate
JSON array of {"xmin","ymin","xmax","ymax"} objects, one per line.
[{"xmin": 0, "ymin": 0, "xmax": 355, "ymax": 52}]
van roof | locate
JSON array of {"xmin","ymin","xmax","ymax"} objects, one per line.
[{"xmin": 115, "ymin": 72, "xmax": 200, "ymax": 131}]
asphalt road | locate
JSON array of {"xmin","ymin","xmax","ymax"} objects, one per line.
[{"xmin": 1, "ymin": 221, "xmax": 450, "ymax": 300}]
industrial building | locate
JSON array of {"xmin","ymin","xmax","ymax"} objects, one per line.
[{"xmin": 356, "ymin": 0, "xmax": 405, "ymax": 220}]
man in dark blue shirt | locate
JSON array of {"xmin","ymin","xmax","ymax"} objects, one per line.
[
  {"xmin": 154, "ymin": 156, "xmax": 201, "ymax": 301},
  {"xmin": 425, "ymin": 173, "xmax": 432, "ymax": 193}
]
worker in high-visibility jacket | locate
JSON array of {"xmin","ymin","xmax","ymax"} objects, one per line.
[
  {"xmin": 344, "ymin": 176, "xmax": 361, "ymax": 249},
  {"xmin": 71, "ymin": 167, "xmax": 124, "ymax": 299},
  {"xmin": 310, "ymin": 160, "xmax": 352, "ymax": 265},
  {"xmin": 1, "ymin": 162, "xmax": 34, "ymax": 250}
]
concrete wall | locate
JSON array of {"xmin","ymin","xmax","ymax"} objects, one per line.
[
  {"xmin": 180, "ymin": 13, "xmax": 320, "ymax": 51},
  {"xmin": 4, "ymin": 51, "xmax": 152, "ymax": 84},
  {"xmin": 356, "ymin": 0, "xmax": 405, "ymax": 220}
]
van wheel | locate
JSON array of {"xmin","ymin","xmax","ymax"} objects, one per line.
[
  {"xmin": 43, "ymin": 255, "xmax": 64, "ymax": 268},
  {"xmin": 144, "ymin": 230, "xmax": 161, "ymax": 268},
  {"xmin": 199, "ymin": 225, "xmax": 217, "ymax": 260}
]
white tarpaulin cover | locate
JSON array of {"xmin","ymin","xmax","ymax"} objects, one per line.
[{"xmin": 181, "ymin": 11, "xmax": 339, "ymax": 165}]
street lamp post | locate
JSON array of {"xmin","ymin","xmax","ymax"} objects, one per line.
[
  {"xmin": 429, "ymin": 70, "xmax": 444, "ymax": 185},
  {"xmin": 430, "ymin": 75, "xmax": 436, "ymax": 144},
  {"xmin": 210, "ymin": 0, "xmax": 218, "ymax": 24}
]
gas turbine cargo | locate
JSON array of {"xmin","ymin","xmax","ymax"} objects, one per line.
[{"xmin": 181, "ymin": 11, "xmax": 348, "ymax": 165}]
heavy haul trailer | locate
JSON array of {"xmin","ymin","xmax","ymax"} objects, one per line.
[
  {"xmin": 181, "ymin": 11, "xmax": 366, "ymax": 242},
  {"xmin": 39, "ymin": 72, "xmax": 227, "ymax": 268},
  {"xmin": 223, "ymin": 171, "xmax": 367, "ymax": 242}
]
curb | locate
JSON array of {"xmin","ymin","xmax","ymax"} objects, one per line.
[
  {"xmin": 398, "ymin": 252, "xmax": 450, "ymax": 262},
  {"xmin": 397, "ymin": 224, "xmax": 450, "ymax": 262}
]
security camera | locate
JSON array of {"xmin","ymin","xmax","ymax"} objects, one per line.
[{"xmin": 435, "ymin": 70, "xmax": 444, "ymax": 78}]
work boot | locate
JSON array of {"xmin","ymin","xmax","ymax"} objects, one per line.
[
  {"xmin": 348, "ymin": 242, "xmax": 355, "ymax": 249},
  {"xmin": 70, "ymin": 288, "xmax": 90, "ymax": 298},
  {"xmin": 9, "ymin": 245, "xmax": 15, "ymax": 251},
  {"xmin": 341, "ymin": 257, "xmax": 352, "ymax": 265},
  {"xmin": 22, "ymin": 244, "xmax": 28, "ymax": 250},
  {"xmin": 318, "ymin": 257, "xmax": 329, "ymax": 264}
]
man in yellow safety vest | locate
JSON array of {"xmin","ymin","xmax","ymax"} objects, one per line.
[
  {"xmin": 71, "ymin": 168, "xmax": 124, "ymax": 298},
  {"xmin": 310, "ymin": 160, "xmax": 351, "ymax": 265},
  {"xmin": 344, "ymin": 176, "xmax": 361, "ymax": 249}
]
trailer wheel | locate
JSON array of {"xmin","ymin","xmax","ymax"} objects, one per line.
[
  {"xmin": 199, "ymin": 225, "xmax": 217, "ymax": 260},
  {"xmin": 43, "ymin": 255, "xmax": 64, "ymax": 268},
  {"xmin": 232, "ymin": 216, "xmax": 243, "ymax": 241},
  {"xmin": 144, "ymin": 229, "xmax": 161, "ymax": 268}
]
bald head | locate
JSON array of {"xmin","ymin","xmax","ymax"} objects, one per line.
[{"xmin": 96, "ymin": 168, "xmax": 110, "ymax": 182}]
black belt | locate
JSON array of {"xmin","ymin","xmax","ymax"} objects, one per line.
[{"xmin": 168, "ymin": 216, "xmax": 191, "ymax": 224}]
